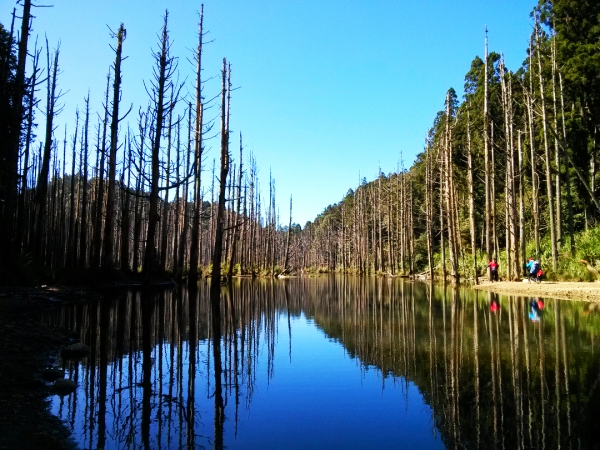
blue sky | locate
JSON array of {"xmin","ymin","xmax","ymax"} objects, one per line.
[{"xmin": 2, "ymin": 0, "xmax": 535, "ymax": 226}]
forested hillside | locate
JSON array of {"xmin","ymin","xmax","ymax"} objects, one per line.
[{"xmin": 297, "ymin": 0, "xmax": 600, "ymax": 282}]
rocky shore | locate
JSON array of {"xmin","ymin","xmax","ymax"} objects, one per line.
[{"xmin": 0, "ymin": 287, "xmax": 98, "ymax": 450}]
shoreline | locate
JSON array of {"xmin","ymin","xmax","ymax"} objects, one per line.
[
  {"xmin": 473, "ymin": 280, "xmax": 600, "ymax": 302},
  {"xmin": 0, "ymin": 287, "xmax": 95, "ymax": 450}
]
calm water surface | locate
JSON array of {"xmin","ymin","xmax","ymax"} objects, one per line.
[{"xmin": 43, "ymin": 277, "xmax": 600, "ymax": 449}]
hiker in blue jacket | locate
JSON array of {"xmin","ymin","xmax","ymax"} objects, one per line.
[{"xmin": 526, "ymin": 257, "xmax": 541, "ymax": 283}]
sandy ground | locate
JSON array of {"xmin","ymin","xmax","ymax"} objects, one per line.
[{"xmin": 474, "ymin": 280, "xmax": 600, "ymax": 302}]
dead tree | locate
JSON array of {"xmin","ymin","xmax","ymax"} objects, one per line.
[
  {"xmin": 188, "ymin": 5, "xmax": 205, "ymax": 280},
  {"xmin": 2, "ymin": 0, "xmax": 31, "ymax": 262},
  {"xmin": 227, "ymin": 132, "xmax": 244, "ymax": 279},
  {"xmin": 103, "ymin": 24, "xmax": 126, "ymax": 269},
  {"xmin": 210, "ymin": 59, "xmax": 230, "ymax": 290},
  {"xmin": 143, "ymin": 12, "xmax": 177, "ymax": 278},
  {"xmin": 33, "ymin": 41, "xmax": 61, "ymax": 259},
  {"xmin": 466, "ymin": 108, "xmax": 478, "ymax": 283},
  {"xmin": 536, "ymin": 21, "xmax": 558, "ymax": 270},
  {"xmin": 91, "ymin": 73, "xmax": 111, "ymax": 269},
  {"xmin": 78, "ymin": 94, "xmax": 90, "ymax": 268}
]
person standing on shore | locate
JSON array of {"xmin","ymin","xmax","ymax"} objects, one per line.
[
  {"xmin": 486, "ymin": 258, "xmax": 499, "ymax": 282},
  {"xmin": 526, "ymin": 257, "xmax": 541, "ymax": 283}
]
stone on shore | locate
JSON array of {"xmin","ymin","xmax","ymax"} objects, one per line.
[
  {"xmin": 60, "ymin": 343, "xmax": 90, "ymax": 359},
  {"xmin": 52, "ymin": 378, "xmax": 77, "ymax": 396}
]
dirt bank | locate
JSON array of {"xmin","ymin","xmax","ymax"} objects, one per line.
[{"xmin": 474, "ymin": 281, "xmax": 600, "ymax": 302}]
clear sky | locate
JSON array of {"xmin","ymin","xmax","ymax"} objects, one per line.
[{"xmin": 2, "ymin": 0, "xmax": 535, "ymax": 227}]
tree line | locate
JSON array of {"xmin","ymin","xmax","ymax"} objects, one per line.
[
  {"xmin": 0, "ymin": 2, "xmax": 298, "ymax": 283},
  {"xmin": 2, "ymin": 1, "xmax": 599, "ymax": 284},
  {"xmin": 297, "ymin": 0, "xmax": 600, "ymax": 283}
]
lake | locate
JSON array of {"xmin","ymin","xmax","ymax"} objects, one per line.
[{"xmin": 43, "ymin": 276, "xmax": 600, "ymax": 449}]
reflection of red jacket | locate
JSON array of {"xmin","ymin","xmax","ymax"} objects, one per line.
[
  {"xmin": 490, "ymin": 301, "xmax": 499, "ymax": 312},
  {"xmin": 488, "ymin": 261, "xmax": 499, "ymax": 271}
]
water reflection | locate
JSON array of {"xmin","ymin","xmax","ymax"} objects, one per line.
[{"xmin": 43, "ymin": 277, "xmax": 600, "ymax": 449}]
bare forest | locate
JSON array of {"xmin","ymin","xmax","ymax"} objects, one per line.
[{"xmin": 0, "ymin": 3, "xmax": 298, "ymax": 283}]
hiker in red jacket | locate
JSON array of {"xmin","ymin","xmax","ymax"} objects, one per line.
[{"xmin": 486, "ymin": 258, "xmax": 499, "ymax": 282}]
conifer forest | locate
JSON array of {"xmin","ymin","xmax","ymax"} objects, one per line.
[{"xmin": 1, "ymin": 0, "xmax": 600, "ymax": 285}]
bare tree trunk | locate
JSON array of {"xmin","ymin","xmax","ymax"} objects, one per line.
[
  {"xmin": 33, "ymin": 42, "xmax": 60, "ymax": 259},
  {"xmin": 132, "ymin": 110, "xmax": 148, "ymax": 272},
  {"xmin": 228, "ymin": 133, "xmax": 244, "ymax": 279},
  {"xmin": 58, "ymin": 127, "xmax": 68, "ymax": 266},
  {"xmin": 500, "ymin": 57, "xmax": 518, "ymax": 280},
  {"xmin": 518, "ymin": 131, "xmax": 526, "ymax": 278},
  {"xmin": 172, "ymin": 119, "xmax": 181, "ymax": 270},
  {"xmin": 444, "ymin": 90, "xmax": 459, "ymax": 283},
  {"xmin": 188, "ymin": 7, "xmax": 205, "ymax": 280},
  {"xmin": 387, "ymin": 188, "xmax": 393, "ymax": 275},
  {"xmin": 378, "ymin": 171, "xmax": 384, "ymax": 272},
  {"xmin": 484, "ymin": 28, "xmax": 491, "ymax": 276},
  {"xmin": 284, "ymin": 195, "xmax": 292, "ymax": 272},
  {"xmin": 103, "ymin": 24, "xmax": 126, "ymax": 269},
  {"xmin": 526, "ymin": 86, "xmax": 540, "ymax": 256},
  {"xmin": 211, "ymin": 59, "xmax": 230, "ymax": 288},
  {"xmin": 178, "ymin": 105, "xmax": 192, "ymax": 271},
  {"xmin": 2, "ymin": 0, "xmax": 31, "ymax": 261},
  {"xmin": 67, "ymin": 112, "xmax": 79, "ymax": 266},
  {"xmin": 467, "ymin": 109, "xmax": 478, "ymax": 283},
  {"xmin": 439, "ymin": 146, "xmax": 446, "ymax": 282},
  {"xmin": 78, "ymin": 94, "xmax": 90, "ymax": 268},
  {"xmin": 536, "ymin": 24, "xmax": 558, "ymax": 270},
  {"xmin": 508, "ymin": 75, "xmax": 519, "ymax": 279},
  {"xmin": 120, "ymin": 131, "xmax": 132, "ymax": 271},
  {"xmin": 17, "ymin": 45, "xmax": 41, "ymax": 254},
  {"xmin": 91, "ymin": 74, "xmax": 111, "ymax": 269},
  {"xmin": 551, "ymin": 37, "xmax": 562, "ymax": 248},
  {"xmin": 144, "ymin": 13, "xmax": 172, "ymax": 278},
  {"xmin": 559, "ymin": 73, "xmax": 575, "ymax": 255},
  {"xmin": 160, "ymin": 101, "xmax": 173, "ymax": 271},
  {"xmin": 491, "ymin": 122, "xmax": 498, "ymax": 259}
]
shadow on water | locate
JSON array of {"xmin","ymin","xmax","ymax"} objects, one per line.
[{"xmin": 43, "ymin": 276, "xmax": 600, "ymax": 449}]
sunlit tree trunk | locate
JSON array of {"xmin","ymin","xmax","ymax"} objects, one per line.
[
  {"xmin": 444, "ymin": 90, "xmax": 459, "ymax": 284},
  {"xmin": 484, "ymin": 29, "xmax": 491, "ymax": 274},
  {"xmin": 467, "ymin": 109, "xmax": 478, "ymax": 283},
  {"xmin": 500, "ymin": 57, "xmax": 518, "ymax": 279},
  {"xmin": 559, "ymin": 73, "xmax": 575, "ymax": 255},
  {"xmin": 228, "ymin": 133, "xmax": 244, "ymax": 279},
  {"xmin": 425, "ymin": 140, "xmax": 434, "ymax": 279},
  {"xmin": 439, "ymin": 145, "xmax": 446, "ymax": 282},
  {"xmin": 536, "ymin": 24, "xmax": 558, "ymax": 270},
  {"xmin": 284, "ymin": 194, "xmax": 293, "ymax": 272},
  {"xmin": 518, "ymin": 131, "xmax": 526, "ymax": 277},
  {"xmin": 551, "ymin": 37, "xmax": 562, "ymax": 247}
]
